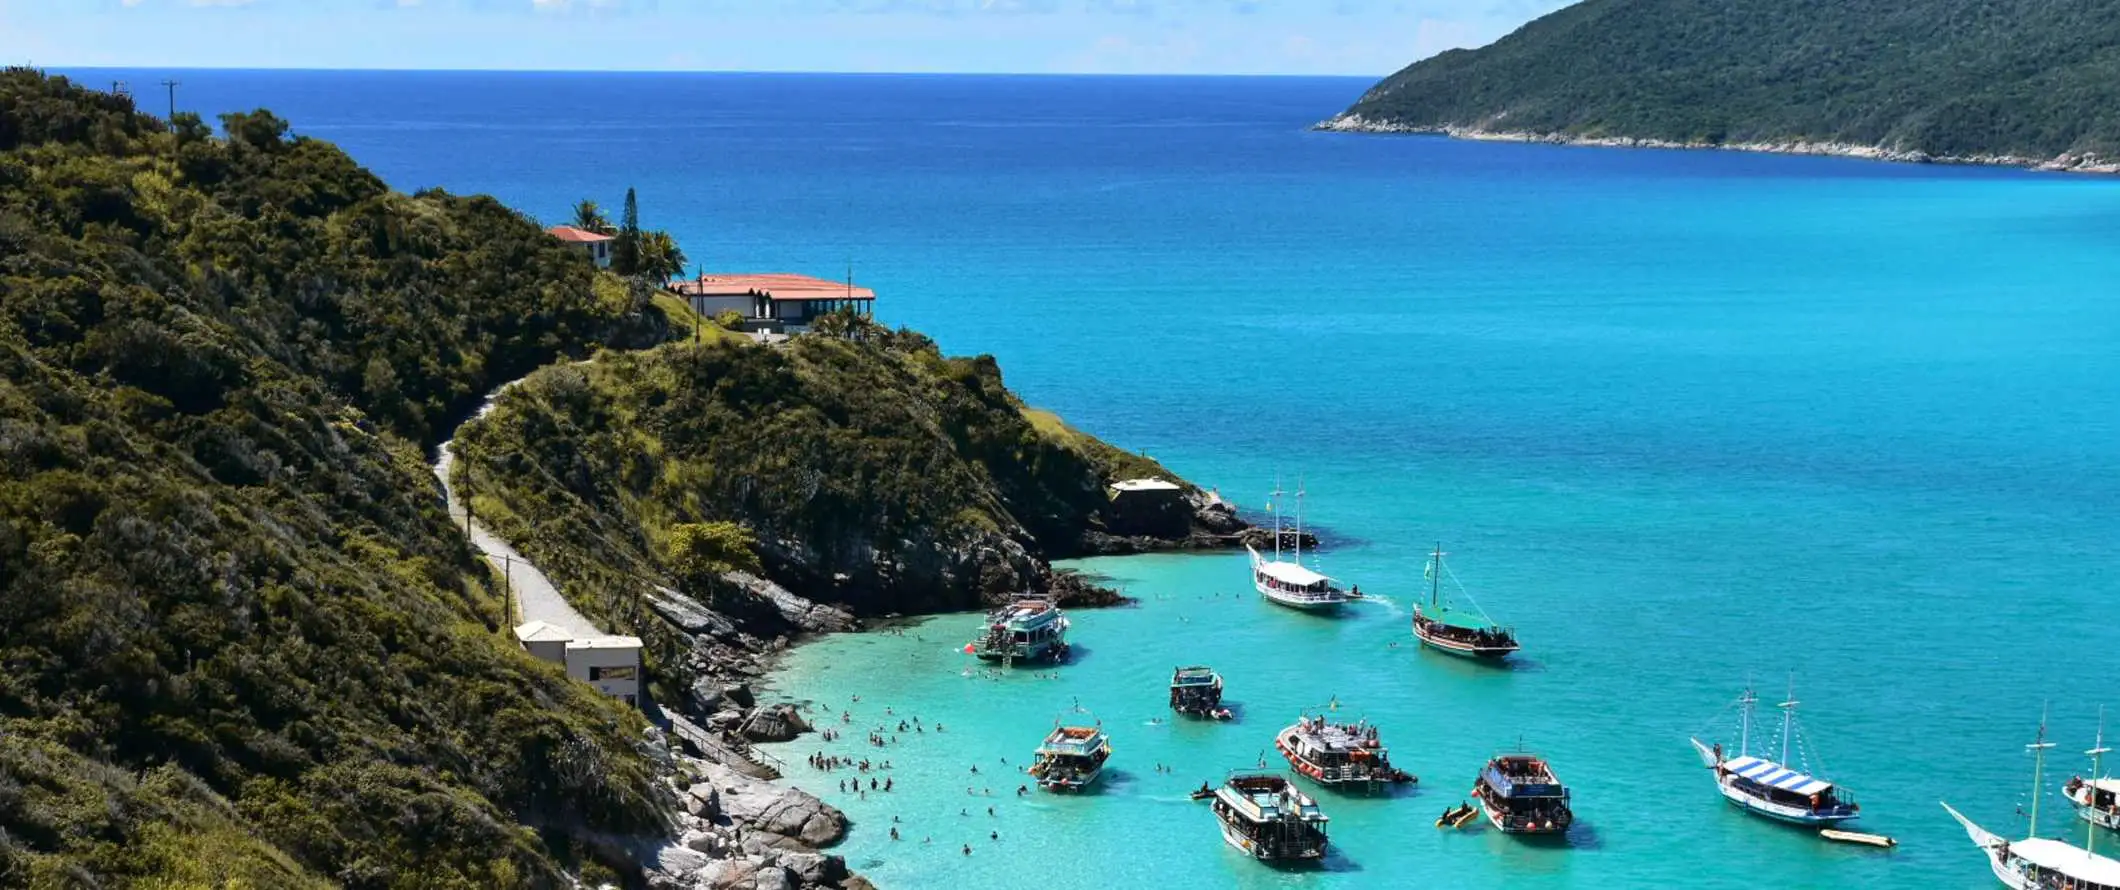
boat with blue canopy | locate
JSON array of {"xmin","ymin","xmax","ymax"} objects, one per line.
[
  {"xmin": 970, "ymin": 595, "xmax": 1070, "ymax": 665},
  {"xmin": 1689, "ymin": 682, "xmax": 1860, "ymax": 825},
  {"xmin": 1473, "ymin": 751, "xmax": 1574, "ymax": 835}
]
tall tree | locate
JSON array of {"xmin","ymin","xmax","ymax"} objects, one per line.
[
  {"xmin": 612, "ymin": 186, "xmax": 641, "ymax": 276},
  {"xmin": 570, "ymin": 198, "xmax": 610, "ymax": 233},
  {"xmin": 639, "ymin": 230, "xmax": 687, "ymax": 283}
]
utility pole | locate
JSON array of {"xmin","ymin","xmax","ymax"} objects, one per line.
[{"xmin": 160, "ymin": 79, "xmax": 181, "ymax": 169}]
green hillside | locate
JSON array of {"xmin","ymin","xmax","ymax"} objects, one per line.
[
  {"xmin": 1331, "ymin": 0, "xmax": 2120, "ymax": 162},
  {"xmin": 0, "ymin": 69, "xmax": 673, "ymax": 886}
]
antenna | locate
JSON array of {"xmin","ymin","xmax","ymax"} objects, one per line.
[
  {"xmin": 2029, "ymin": 703, "xmax": 2056, "ymax": 837},
  {"xmin": 1430, "ymin": 543, "xmax": 1444, "ymax": 608}
]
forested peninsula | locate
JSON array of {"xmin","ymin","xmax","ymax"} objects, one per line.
[
  {"xmin": 1322, "ymin": 0, "xmax": 2120, "ymax": 172},
  {"xmin": 0, "ymin": 69, "xmax": 1240, "ymax": 887}
]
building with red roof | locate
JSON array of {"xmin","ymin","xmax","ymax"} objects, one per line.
[
  {"xmin": 547, "ymin": 225, "xmax": 614, "ymax": 268},
  {"xmin": 671, "ymin": 272, "xmax": 876, "ymax": 333}
]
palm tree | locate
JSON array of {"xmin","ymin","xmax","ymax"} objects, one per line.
[
  {"xmin": 571, "ymin": 199, "xmax": 612, "ymax": 233},
  {"xmin": 640, "ymin": 230, "xmax": 687, "ymax": 284}
]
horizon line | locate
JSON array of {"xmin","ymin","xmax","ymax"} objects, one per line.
[{"xmin": 28, "ymin": 63, "xmax": 1385, "ymax": 80}]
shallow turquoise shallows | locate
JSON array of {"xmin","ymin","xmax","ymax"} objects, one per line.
[{"xmin": 103, "ymin": 69, "xmax": 2120, "ymax": 887}]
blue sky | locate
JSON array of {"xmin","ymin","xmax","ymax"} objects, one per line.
[{"xmin": 2, "ymin": 0, "xmax": 1570, "ymax": 76}]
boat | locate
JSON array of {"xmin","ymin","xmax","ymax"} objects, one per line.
[
  {"xmin": 1688, "ymin": 682, "xmax": 1861, "ymax": 825},
  {"xmin": 1028, "ymin": 720, "xmax": 1110, "ymax": 791},
  {"xmin": 1473, "ymin": 752, "xmax": 1575, "ymax": 835},
  {"xmin": 1247, "ymin": 480, "xmax": 1351, "ymax": 610},
  {"xmin": 1944, "ymin": 711, "xmax": 2120, "ymax": 889},
  {"xmin": 1820, "ymin": 828, "xmax": 1899, "ymax": 848},
  {"xmin": 1209, "ymin": 772, "xmax": 1330, "ymax": 862},
  {"xmin": 2067, "ymin": 708, "xmax": 2120, "ymax": 834},
  {"xmin": 1275, "ymin": 712, "xmax": 1416, "ymax": 790},
  {"xmin": 1435, "ymin": 801, "xmax": 1478, "ymax": 828},
  {"xmin": 969, "ymin": 595, "xmax": 1069, "ymax": 665},
  {"xmin": 1410, "ymin": 545, "xmax": 1520, "ymax": 659},
  {"xmin": 1170, "ymin": 665, "xmax": 1233, "ymax": 720}
]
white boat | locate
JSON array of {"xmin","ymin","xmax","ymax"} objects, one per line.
[
  {"xmin": 1248, "ymin": 480, "xmax": 1349, "ymax": 610},
  {"xmin": 1944, "ymin": 711, "xmax": 2120, "ymax": 890},
  {"xmin": 2067, "ymin": 709, "xmax": 2120, "ymax": 833},
  {"xmin": 1209, "ymin": 772, "xmax": 1330, "ymax": 862},
  {"xmin": 1688, "ymin": 682, "xmax": 1860, "ymax": 826}
]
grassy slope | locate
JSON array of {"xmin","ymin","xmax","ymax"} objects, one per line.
[
  {"xmin": 0, "ymin": 70, "xmax": 673, "ymax": 887},
  {"xmin": 1342, "ymin": 0, "xmax": 2120, "ymax": 159},
  {"xmin": 454, "ymin": 326, "xmax": 1193, "ymax": 693}
]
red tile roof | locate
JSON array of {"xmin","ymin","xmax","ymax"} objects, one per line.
[
  {"xmin": 547, "ymin": 225, "xmax": 614, "ymax": 243},
  {"xmin": 672, "ymin": 273, "xmax": 876, "ymax": 302}
]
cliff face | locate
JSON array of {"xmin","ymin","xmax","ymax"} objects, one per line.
[
  {"xmin": 1328, "ymin": 0, "xmax": 2120, "ymax": 169},
  {"xmin": 0, "ymin": 70, "xmax": 675, "ymax": 885}
]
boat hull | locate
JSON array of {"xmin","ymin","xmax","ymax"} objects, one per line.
[
  {"xmin": 1037, "ymin": 765, "xmax": 1104, "ymax": 792},
  {"xmin": 1276, "ymin": 739, "xmax": 1409, "ymax": 789},
  {"xmin": 1217, "ymin": 819, "xmax": 1324, "ymax": 862},
  {"xmin": 1257, "ymin": 583, "xmax": 1347, "ymax": 610},
  {"xmin": 1478, "ymin": 798, "xmax": 1571, "ymax": 835},
  {"xmin": 1712, "ymin": 777, "xmax": 1858, "ymax": 825},
  {"xmin": 2069, "ymin": 787, "xmax": 2120, "ymax": 831},
  {"xmin": 1412, "ymin": 626, "xmax": 1518, "ymax": 659}
]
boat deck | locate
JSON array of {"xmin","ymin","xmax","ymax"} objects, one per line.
[{"xmin": 1038, "ymin": 725, "xmax": 1107, "ymax": 756}]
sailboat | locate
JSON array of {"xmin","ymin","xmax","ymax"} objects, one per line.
[
  {"xmin": 1944, "ymin": 710, "xmax": 2120, "ymax": 889},
  {"xmin": 1246, "ymin": 479, "xmax": 1350, "ymax": 610},
  {"xmin": 1689, "ymin": 682, "xmax": 1861, "ymax": 825},
  {"xmin": 1410, "ymin": 546, "xmax": 1520, "ymax": 659},
  {"xmin": 2067, "ymin": 708, "xmax": 2120, "ymax": 833}
]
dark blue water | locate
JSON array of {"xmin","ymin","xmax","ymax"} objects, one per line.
[{"xmin": 72, "ymin": 69, "xmax": 2120, "ymax": 887}]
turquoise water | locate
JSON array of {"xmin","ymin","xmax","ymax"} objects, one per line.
[{"xmin": 96, "ymin": 70, "xmax": 2120, "ymax": 886}]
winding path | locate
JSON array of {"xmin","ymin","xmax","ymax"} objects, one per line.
[{"xmin": 432, "ymin": 380, "xmax": 603, "ymax": 639}]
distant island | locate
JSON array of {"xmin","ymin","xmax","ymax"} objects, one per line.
[{"xmin": 1319, "ymin": 0, "xmax": 2120, "ymax": 173}]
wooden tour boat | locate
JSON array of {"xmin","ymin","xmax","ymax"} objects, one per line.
[
  {"xmin": 1210, "ymin": 772, "xmax": 1330, "ymax": 862},
  {"xmin": 1170, "ymin": 665, "xmax": 1233, "ymax": 720},
  {"xmin": 1474, "ymin": 752, "xmax": 1575, "ymax": 835},
  {"xmin": 1410, "ymin": 545, "xmax": 1520, "ymax": 659},
  {"xmin": 1248, "ymin": 480, "xmax": 1351, "ymax": 611},
  {"xmin": 1276, "ymin": 711, "xmax": 1416, "ymax": 791},
  {"xmin": 1029, "ymin": 719, "xmax": 1111, "ymax": 792},
  {"xmin": 1945, "ymin": 709, "xmax": 2120, "ymax": 890},
  {"xmin": 970, "ymin": 595, "xmax": 1070, "ymax": 665},
  {"xmin": 1689, "ymin": 681, "xmax": 1860, "ymax": 826},
  {"xmin": 2067, "ymin": 708, "xmax": 2120, "ymax": 834}
]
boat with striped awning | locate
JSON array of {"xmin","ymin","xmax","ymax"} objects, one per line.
[{"xmin": 1688, "ymin": 682, "xmax": 1860, "ymax": 825}]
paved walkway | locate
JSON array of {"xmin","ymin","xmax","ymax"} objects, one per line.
[{"xmin": 433, "ymin": 381, "xmax": 603, "ymax": 640}]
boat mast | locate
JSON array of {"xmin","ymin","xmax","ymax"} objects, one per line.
[
  {"xmin": 1270, "ymin": 475, "xmax": 1284, "ymax": 562},
  {"xmin": 2030, "ymin": 704, "xmax": 2055, "ymax": 838},
  {"xmin": 2090, "ymin": 706, "xmax": 2110, "ymax": 855},
  {"xmin": 1430, "ymin": 544, "xmax": 1443, "ymax": 608},
  {"xmin": 1738, "ymin": 686, "xmax": 1756, "ymax": 758},
  {"xmin": 1293, "ymin": 476, "xmax": 1305, "ymax": 566},
  {"xmin": 1779, "ymin": 676, "xmax": 1798, "ymax": 767}
]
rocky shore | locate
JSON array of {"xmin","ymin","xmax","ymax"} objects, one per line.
[
  {"xmin": 1313, "ymin": 113, "xmax": 2120, "ymax": 175},
  {"xmin": 618, "ymin": 486, "xmax": 1257, "ymax": 888}
]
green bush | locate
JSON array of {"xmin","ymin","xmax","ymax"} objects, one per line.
[{"xmin": 0, "ymin": 69, "xmax": 671, "ymax": 887}]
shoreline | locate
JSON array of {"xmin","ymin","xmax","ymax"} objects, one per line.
[{"xmin": 1312, "ymin": 113, "xmax": 2120, "ymax": 176}]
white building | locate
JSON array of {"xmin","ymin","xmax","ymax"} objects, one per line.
[
  {"xmin": 669, "ymin": 272, "xmax": 876, "ymax": 333},
  {"xmin": 565, "ymin": 635, "xmax": 644, "ymax": 706},
  {"xmin": 513, "ymin": 620, "xmax": 572, "ymax": 665},
  {"xmin": 547, "ymin": 225, "xmax": 614, "ymax": 269},
  {"xmin": 512, "ymin": 622, "xmax": 642, "ymax": 706}
]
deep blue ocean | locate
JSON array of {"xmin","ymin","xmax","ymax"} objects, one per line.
[{"xmin": 74, "ymin": 69, "xmax": 2120, "ymax": 887}]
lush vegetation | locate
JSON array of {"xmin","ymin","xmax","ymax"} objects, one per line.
[
  {"xmin": 454, "ymin": 318, "xmax": 1187, "ymax": 693},
  {"xmin": 1341, "ymin": 0, "xmax": 2120, "ymax": 159},
  {"xmin": 0, "ymin": 69, "xmax": 678, "ymax": 887},
  {"xmin": 569, "ymin": 189, "xmax": 687, "ymax": 282}
]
